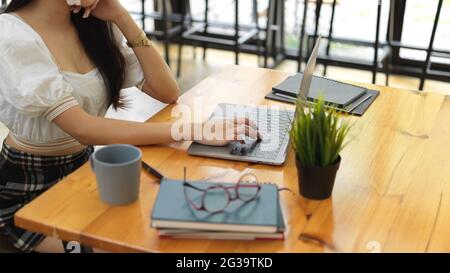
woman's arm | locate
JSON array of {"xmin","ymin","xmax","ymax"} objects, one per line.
[
  {"xmin": 91, "ymin": 1, "xmax": 180, "ymax": 104},
  {"xmin": 114, "ymin": 13, "xmax": 180, "ymax": 103},
  {"xmin": 53, "ymin": 106, "xmax": 259, "ymax": 146},
  {"xmin": 54, "ymin": 106, "xmax": 176, "ymax": 145}
]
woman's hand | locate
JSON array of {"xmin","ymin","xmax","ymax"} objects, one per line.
[
  {"xmin": 90, "ymin": 0, "xmax": 129, "ymax": 22},
  {"xmin": 68, "ymin": 0, "xmax": 98, "ymax": 18},
  {"xmin": 68, "ymin": 0, "xmax": 128, "ymax": 22},
  {"xmin": 71, "ymin": 1, "xmax": 181, "ymax": 106},
  {"xmin": 193, "ymin": 118, "xmax": 261, "ymax": 147}
]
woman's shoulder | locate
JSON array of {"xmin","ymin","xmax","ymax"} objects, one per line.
[{"xmin": 0, "ymin": 13, "xmax": 40, "ymax": 47}]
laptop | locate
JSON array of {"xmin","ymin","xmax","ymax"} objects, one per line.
[{"xmin": 187, "ymin": 37, "xmax": 322, "ymax": 165}]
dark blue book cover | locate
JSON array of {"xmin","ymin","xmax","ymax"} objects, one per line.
[{"xmin": 151, "ymin": 179, "xmax": 280, "ymax": 233}]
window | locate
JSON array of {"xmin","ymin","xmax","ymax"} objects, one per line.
[
  {"xmin": 400, "ymin": 0, "xmax": 450, "ymax": 64},
  {"xmin": 284, "ymin": 0, "xmax": 390, "ymax": 59}
]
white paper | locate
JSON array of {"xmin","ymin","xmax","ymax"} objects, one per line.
[{"xmin": 105, "ymin": 87, "xmax": 167, "ymax": 122}]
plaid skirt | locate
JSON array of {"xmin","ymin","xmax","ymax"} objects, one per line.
[{"xmin": 0, "ymin": 141, "xmax": 93, "ymax": 252}]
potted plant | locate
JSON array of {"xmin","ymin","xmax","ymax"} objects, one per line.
[{"xmin": 290, "ymin": 97, "xmax": 351, "ymax": 200}]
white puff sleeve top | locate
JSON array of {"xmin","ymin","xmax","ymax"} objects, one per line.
[{"xmin": 0, "ymin": 14, "xmax": 144, "ymax": 152}]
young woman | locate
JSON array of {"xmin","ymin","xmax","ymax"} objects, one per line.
[{"xmin": 0, "ymin": 0, "xmax": 258, "ymax": 253}]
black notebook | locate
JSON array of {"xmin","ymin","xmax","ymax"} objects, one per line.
[
  {"xmin": 272, "ymin": 73, "xmax": 367, "ymax": 108},
  {"xmin": 266, "ymin": 74, "xmax": 380, "ymax": 116}
]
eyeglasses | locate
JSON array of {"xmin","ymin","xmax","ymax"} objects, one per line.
[
  {"xmin": 141, "ymin": 162, "xmax": 293, "ymax": 213},
  {"xmin": 183, "ymin": 167, "xmax": 262, "ymax": 214}
]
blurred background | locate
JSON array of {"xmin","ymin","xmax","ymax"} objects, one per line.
[
  {"xmin": 110, "ymin": 0, "xmax": 450, "ymax": 93},
  {"xmin": 1, "ymin": 0, "xmax": 449, "ymax": 92}
]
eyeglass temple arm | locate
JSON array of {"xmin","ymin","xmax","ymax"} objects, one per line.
[{"xmin": 183, "ymin": 182, "xmax": 208, "ymax": 192}]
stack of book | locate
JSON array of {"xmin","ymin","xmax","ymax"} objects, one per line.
[
  {"xmin": 265, "ymin": 73, "xmax": 379, "ymax": 116},
  {"xmin": 151, "ymin": 180, "xmax": 285, "ymax": 240}
]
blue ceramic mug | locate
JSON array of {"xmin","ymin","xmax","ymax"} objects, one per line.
[{"xmin": 91, "ymin": 144, "xmax": 142, "ymax": 205}]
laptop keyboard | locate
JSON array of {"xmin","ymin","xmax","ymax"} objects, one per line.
[
  {"xmin": 247, "ymin": 109, "xmax": 295, "ymax": 160},
  {"xmin": 212, "ymin": 106, "xmax": 295, "ymax": 160}
]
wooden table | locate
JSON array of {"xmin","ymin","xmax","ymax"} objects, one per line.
[{"xmin": 15, "ymin": 66, "xmax": 450, "ymax": 253}]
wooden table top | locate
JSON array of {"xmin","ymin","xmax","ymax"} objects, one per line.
[{"xmin": 15, "ymin": 66, "xmax": 450, "ymax": 253}]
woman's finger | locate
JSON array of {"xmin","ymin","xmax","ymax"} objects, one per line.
[
  {"xmin": 224, "ymin": 130, "xmax": 245, "ymax": 143},
  {"xmin": 234, "ymin": 125, "xmax": 259, "ymax": 140},
  {"xmin": 235, "ymin": 117, "xmax": 261, "ymax": 139},
  {"xmin": 82, "ymin": 0, "xmax": 100, "ymax": 18},
  {"xmin": 80, "ymin": 0, "xmax": 96, "ymax": 6},
  {"xmin": 91, "ymin": 0, "xmax": 100, "ymax": 10},
  {"xmin": 72, "ymin": 6, "xmax": 81, "ymax": 14},
  {"xmin": 67, "ymin": 0, "xmax": 81, "ymax": 5},
  {"xmin": 83, "ymin": 8, "xmax": 91, "ymax": 18},
  {"xmin": 234, "ymin": 117, "xmax": 258, "ymax": 129},
  {"xmin": 234, "ymin": 118, "xmax": 262, "ymax": 139}
]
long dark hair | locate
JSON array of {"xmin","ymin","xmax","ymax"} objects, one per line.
[{"xmin": 4, "ymin": 0, "xmax": 126, "ymax": 109}]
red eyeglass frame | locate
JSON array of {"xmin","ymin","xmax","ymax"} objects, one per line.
[{"xmin": 183, "ymin": 178, "xmax": 262, "ymax": 214}]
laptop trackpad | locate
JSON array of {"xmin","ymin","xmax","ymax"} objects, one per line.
[{"xmin": 230, "ymin": 139, "xmax": 261, "ymax": 156}]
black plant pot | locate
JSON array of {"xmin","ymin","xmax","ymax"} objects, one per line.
[{"xmin": 295, "ymin": 156, "xmax": 341, "ymax": 200}]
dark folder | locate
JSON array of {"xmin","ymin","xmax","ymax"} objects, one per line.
[
  {"xmin": 266, "ymin": 73, "xmax": 379, "ymax": 116},
  {"xmin": 273, "ymin": 73, "xmax": 367, "ymax": 107}
]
